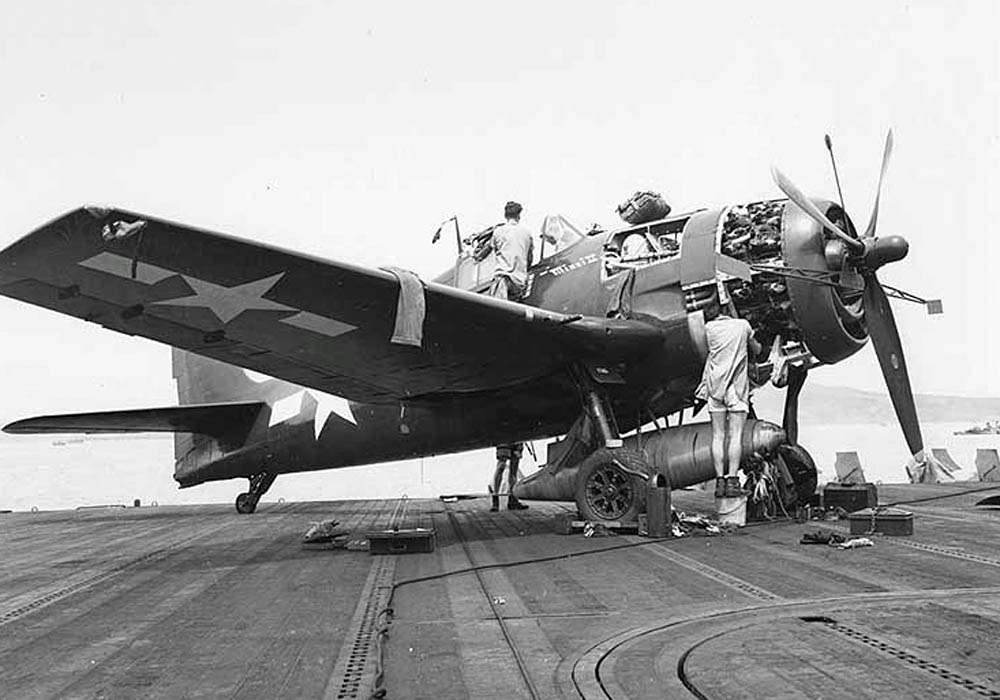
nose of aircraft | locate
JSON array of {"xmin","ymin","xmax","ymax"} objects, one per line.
[{"xmin": 862, "ymin": 234, "xmax": 909, "ymax": 270}]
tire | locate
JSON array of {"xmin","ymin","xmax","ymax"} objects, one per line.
[
  {"xmin": 574, "ymin": 447, "xmax": 650, "ymax": 522},
  {"xmin": 235, "ymin": 492, "xmax": 258, "ymax": 514},
  {"xmin": 779, "ymin": 444, "xmax": 818, "ymax": 507}
]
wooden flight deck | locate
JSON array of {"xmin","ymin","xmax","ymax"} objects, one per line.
[{"xmin": 2, "ymin": 484, "xmax": 999, "ymax": 699}]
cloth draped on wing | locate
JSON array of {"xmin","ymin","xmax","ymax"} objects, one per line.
[{"xmin": 381, "ymin": 267, "xmax": 426, "ymax": 348}]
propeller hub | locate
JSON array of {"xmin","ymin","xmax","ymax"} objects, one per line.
[
  {"xmin": 824, "ymin": 239, "xmax": 849, "ymax": 270},
  {"xmin": 862, "ymin": 235, "xmax": 909, "ymax": 270}
]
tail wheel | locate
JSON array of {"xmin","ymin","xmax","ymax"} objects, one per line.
[
  {"xmin": 574, "ymin": 447, "xmax": 650, "ymax": 522},
  {"xmin": 235, "ymin": 492, "xmax": 258, "ymax": 514}
]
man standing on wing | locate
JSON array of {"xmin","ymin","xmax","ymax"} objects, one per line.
[
  {"xmin": 700, "ymin": 302, "xmax": 762, "ymax": 500},
  {"xmin": 477, "ymin": 200, "xmax": 534, "ymax": 302}
]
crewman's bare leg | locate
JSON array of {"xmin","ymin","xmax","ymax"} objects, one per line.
[
  {"xmin": 710, "ymin": 411, "xmax": 727, "ymax": 498},
  {"xmin": 491, "ymin": 459, "xmax": 506, "ymax": 511},
  {"xmin": 507, "ymin": 454, "xmax": 528, "ymax": 510},
  {"xmin": 725, "ymin": 411, "xmax": 748, "ymax": 497}
]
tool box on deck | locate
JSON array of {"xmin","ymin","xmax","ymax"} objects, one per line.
[
  {"xmin": 366, "ymin": 527, "xmax": 436, "ymax": 554},
  {"xmin": 847, "ymin": 507, "xmax": 914, "ymax": 536},
  {"xmin": 822, "ymin": 482, "xmax": 878, "ymax": 513}
]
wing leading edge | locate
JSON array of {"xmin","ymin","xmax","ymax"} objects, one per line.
[{"xmin": 0, "ymin": 208, "xmax": 666, "ymax": 403}]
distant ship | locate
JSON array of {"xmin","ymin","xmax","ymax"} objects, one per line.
[
  {"xmin": 955, "ymin": 420, "xmax": 1000, "ymax": 435},
  {"xmin": 51, "ymin": 437, "xmax": 86, "ymax": 446}
]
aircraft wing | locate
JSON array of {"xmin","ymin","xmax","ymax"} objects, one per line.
[
  {"xmin": 4, "ymin": 401, "xmax": 264, "ymax": 441},
  {"xmin": 0, "ymin": 208, "xmax": 665, "ymax": 404}
]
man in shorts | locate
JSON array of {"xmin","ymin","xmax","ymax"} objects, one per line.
[
  {"xmin": 491, "ymin": 443, "xmax": 528, "ymax": 511},
  {"xmin": 699, "ymin": 303, "xmax": 762, "ymax": 499}
]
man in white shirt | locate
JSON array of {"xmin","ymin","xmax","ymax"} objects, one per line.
[
  {"xmin": 699, "ymin": 303, "xmax": 762, "ymax": 499},
  {"xmin": 481, "ymin": 201, "xmax": 534, "ymax": 302}
]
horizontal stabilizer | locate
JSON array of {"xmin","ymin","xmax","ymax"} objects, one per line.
[{"xmin": 4, "ymin": 402, "xmax": 264, "ymax": 443}]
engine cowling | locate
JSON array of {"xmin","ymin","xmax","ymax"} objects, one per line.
[{"xmin": 718, "ymin": 198, "xmax": 869, "ymax": 368}]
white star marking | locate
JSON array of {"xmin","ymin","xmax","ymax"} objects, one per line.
[
  {"xmin": 309, "ymin": 390, "xmax": 357, "ymax": 437},
  {"xmin": 267, "ymin": 388, "xmax": 356, "ymax": 439},
  {"xmin": 78, "ymin": 254, "xmax": 358, "ymax": 338},
  {"xmin": 152, "ymin": 273, "xmax": 294, "ymax": 324}
]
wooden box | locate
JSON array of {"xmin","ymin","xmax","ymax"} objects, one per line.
[
  {"xmin": 366, "ymin": 528, "xmax": 436, "ymax": 554},
  {"xmin": 847, "ymin": 508, "xmax": 913, "ymax": 536}
]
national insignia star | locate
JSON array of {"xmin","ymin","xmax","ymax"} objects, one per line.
[{"xmin": 152, "ymin": 273, "xmax": 294, "ymax": 324}]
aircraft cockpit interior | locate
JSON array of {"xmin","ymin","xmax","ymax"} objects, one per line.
[{"xmin": 602, "ymin": 217, "xmax": 685, "ymax": 278}]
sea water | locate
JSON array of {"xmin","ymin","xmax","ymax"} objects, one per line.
[{"xmin": 1, "ymin": 422, "xmax": 996, "ymax": 512}]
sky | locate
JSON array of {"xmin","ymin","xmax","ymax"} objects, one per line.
[{"xmin": 0, "ymin": 1, "xmax": 997, "ymax": 505}]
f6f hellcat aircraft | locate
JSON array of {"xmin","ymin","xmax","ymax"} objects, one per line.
[{"xmin": 0, "ymin": 132, "xmax": 938, "ymax": 520}]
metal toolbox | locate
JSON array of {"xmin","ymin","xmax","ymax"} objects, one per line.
[
  {"xmin": 823, "ymin": 482, "xmax": 878, "ymax": 513},
  {"xmin": 366, "ymin": 527, "xmax": 436, "ymax": 554},
  {"xmin": 847, "ymin": 507, "xmax": 914, "ymax": 536}
]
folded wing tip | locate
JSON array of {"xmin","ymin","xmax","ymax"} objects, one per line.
[{"xmin": 84, "ymin": 205, "xmax": 113, "ymax": 219}]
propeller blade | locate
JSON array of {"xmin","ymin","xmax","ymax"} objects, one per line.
[
  {"xmin": 771, "ymin": 167, "xmax": 864, "ymax": 252},
  {"xmin": 863, "ymin": 272, "xmax": 923, "ymax": 456},
  {"xmin": 863, "ymin": 129, "xmax": 894, "ymax": 239}
]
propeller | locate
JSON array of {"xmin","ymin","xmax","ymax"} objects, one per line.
[
  {"xmin": 770, "ymin": 167, "xmax": 863, "ymax": 253},
  {"xmin": 863, "ymin": 129, "xmax": 893, "ymax": 240},
  {"xmin": 862, "ymin": 273, "xmax": 922, "ymax": 455},
  {"xmin": 772, "ymin": 130, "xmax": 926, "ymax": 460}
]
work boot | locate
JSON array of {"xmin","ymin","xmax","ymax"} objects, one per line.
[
  {"xmin": 507, "ymin": 495, "xmax": 529, "ymax": 510},
  {"xmin": 490, "ymin": 495, "xmax": 499, "ymax": 512},
  {"xmin": 724, "ymin": 476, "xmax": 745, "ymax": 498},
  {"xmin": 714, "ymin": 477, "xmax": 726, "ymax": 499}
]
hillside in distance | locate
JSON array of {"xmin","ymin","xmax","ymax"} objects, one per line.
[{"xmin": 751, "ymin": 383, "xmax": 1000, "ymax": 426}]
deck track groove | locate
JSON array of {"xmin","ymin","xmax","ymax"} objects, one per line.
[{"xmin": 5, "ymin": 490, "xmax": 1000, "ymax": 700}]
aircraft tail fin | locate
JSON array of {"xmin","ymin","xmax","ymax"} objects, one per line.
[{"xmin": 172, "ymin": 349, "xmax": 265, "ymax": 405}]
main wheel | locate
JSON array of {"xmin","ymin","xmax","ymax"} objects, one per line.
[
  {"xmin": 574, "ymin": 447, "xmax": 650, "ymax": 522},
  {"xmin": 235, "ymin": 492, "xmax": 258, "ymax": 514},
  {"xmin": 779, "ymin": 444, "xmax": 818, "ymax": 507}
]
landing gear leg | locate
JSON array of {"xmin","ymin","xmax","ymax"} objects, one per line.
[
  {"xmin": 567, "ymin": 366, "xmax": 651, "ymax": 521},
  {"xmin": 779, "ymin": 364, "xmax": 817, "ymax": 507},
  {"xmin": 235, "ymin": 471, "xmax": 277, "ymax": 514},
  {"xmin": 782, "ymin": 364, "xmax": 808, "ymax": 446},
  {"xmin": 570, "ymin": 365, "xmax": 623, "ymax": 449}
]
